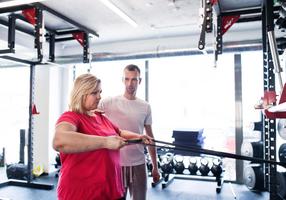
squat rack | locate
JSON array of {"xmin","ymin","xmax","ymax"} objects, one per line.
[
  {"xmin": 0, "ymin": 2, "xmax": 98, "ymax": 190},
  {"xmin": 199, "ymin": 0, "xmax": 284, "ymax": 199}
]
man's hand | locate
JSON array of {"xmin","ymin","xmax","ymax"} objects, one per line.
[
  {"xmin": 140, "ymin": 134, "xmax": 153, "ymax": 144},
  {"xmin": 152, "ymin": 168, "xmax": 161, "ymax": 183}
]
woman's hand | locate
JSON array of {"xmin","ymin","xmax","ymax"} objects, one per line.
[{"xmin": 105, "ymin": 135, "xmax": 127, "ymax": 150}]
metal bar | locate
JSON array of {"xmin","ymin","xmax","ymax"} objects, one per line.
[
  {"xmin": 0, "ymin": 49, "xmax": 15, "ymax": 54},
  {"xmin": 263, "ymin": 0, "xmax": 278, "ymax": 198},
  {"xmin": 0, "ymin": 18, "xmax": 34, "ymax": 36},
  {"xmin": 150, "ymin": 140, "xmax": 286, "ymax": 167},
  {"xmin": 12, "ymin": 13, "xmax": 55, "ymax": 33},
  {"xmin": 83, "ymin": 32, "xmax": 89, "ymax": 63},
  {"xmin": 0, "ymin": 4, "xmax": 33, "ymax": 14},
  {"xmin": 36, "ymin": 3, "xmax": 99, "ymax": 37},
  {"xmin": 145, "ymin": 60, "xmax": 149, "ymax": 102},
  {"xmin": 27, "ymin": 64, "xmax": 35, "ymax": 183},
  {"xmin": 54, "ymin": 37, "xmax": 75, "ymax": 42},
  {"xmin": 0, "ymin": 55, "xmax": 38, "ymax": 65},
  {"xmin": 49, "ymin": 33, "xmax": 55, "ymax": 62},
  {"xmin": 234, "ymin": 53, "xmax": 244, "ymax": 184},
  {"xmin": 267, "ymin": 30, "xmax": 283, "ymax": 91},
  {"xmin": 34, "ymin": 7, "xmax": 43, "ymax": 62},
  {"xmin": 221, "ymin": 5, "xmax": 279, "ymax": 16},
  {"xmin": 8, "ymin": 15, "xmax": 16, "ymax": 50},
  {"xmin": 55, "ymin": 29, "xmax": 82, "ymax": 35}
]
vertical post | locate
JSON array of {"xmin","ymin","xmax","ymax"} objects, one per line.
[
  {"xmin": 145, "ymin": 60, "xmax": 149, "ymax": 102},
  {"xmin": 83, "ymin": 32, "xmax": 90, "ymax": 63},
  {"xmin": 27, "ymin": 64, "xmax": 36, "ymax": 183},
  {"xmin": 262, "ymin": 0, "xmax": 277, "ymax": 198},
  {"xmin": 8, "ymin": 15, "xmax": 16, "ymax": 51},
  {"xmin": 49, "ymin": 33, "xmax": 55, "ymax": 62},
  {"xmin": 19, "ymin": 129, "xmax": 26, "ymax": 164},
  {"xmin": 234, "ymin": 53, "xmax": 244, "ymax": 184},
  {"xmin": 34, "ymin": 7, "xmax": 43, "ymax": 62}
]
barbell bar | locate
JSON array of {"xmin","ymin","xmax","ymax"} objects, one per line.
[{"xmin": 146, "ymin": 139, "xmax": 286, "ymax": 167}]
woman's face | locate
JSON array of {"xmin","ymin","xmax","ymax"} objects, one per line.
[{"xmin": 84, "ymin": 83, "xmax": 102, "ymax": 111}]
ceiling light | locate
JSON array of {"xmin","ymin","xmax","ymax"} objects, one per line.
[
  {"xmin": 0, "ymin": 0, "xmax": 46, "ymax": 9},
  {"xmin": 99, "ymin": 0, "xmax": 138, "ymax": 28}
]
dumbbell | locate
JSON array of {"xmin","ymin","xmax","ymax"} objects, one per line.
[
  {"xmin": 188, "ymin": 157, "xmax": 198, "ymax": 175},
  {"xmin": 211, "ymin": 158, "xmax": 223, "ymax": 177},
  {"xmin": 160, "ymin": 153, "xmax": 174, "ymax": 174},
  {"xmin": 173, "ymin": 155, "xmax": 185, "ymax": 174},
  {"xmin": 199, "ymin": 158, "xmax": 210, "ymax": 176}
]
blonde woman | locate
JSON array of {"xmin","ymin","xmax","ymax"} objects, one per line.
[{"xmin": 53, "ymin": 73, "xmax": 152, "ymax": 200}]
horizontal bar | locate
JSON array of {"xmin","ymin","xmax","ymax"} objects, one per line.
[
  {"xmin": 151, "ymin": 139, "xmax": 286, "ymax": 167},
  {"xmin": 36, "ymin": 3, "xmax": 99, "ymax": 37},
  {"xmin": 0, "ymin": 49, "xmax": 15, "ymax": 54},
  {"xmin": 0, "ymin": 4, "xmax": 33, "ymax": 14}
]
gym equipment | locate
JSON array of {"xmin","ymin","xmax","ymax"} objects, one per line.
[
  {"xmin": 0, "ymin": 67, "xmax": 54, "ymax": 190},
  {"xmin": 249, "ymin": 121, "xmax": 263, "ymax": 132},
  {"xmin": 0, "ymin": 148, "xmax": 5, "ymax": 167},
  {"xmin": 55, "ymin": 153, "xmax": 61, "ymax": 168},
  {"xmin": 199, "ymin": 158, "xmax": 210, "ymax": 176},
  {"xmin": 277, "ymin": 172, "xmax": 286, "ymax": 199},
  {"xmin": 146, "ymin": 154, "xmax": 153, "ymax": 172},
  {"xmin": 173, "ymin": 155, "xmax": 185, "ymax": 174},
  {"xmin": 188, "ymin": 157, "xmax": 198, "ymax": 175},
  {"xmin": 54, "ymin": 153, "xmax": 61, "ymax": 178},
  {"xmin": 279, "ymin": 143, "xmax": 286, "ymax": 163},
  {"xmin": 32, "ymin": 165, "xmax": 44, "ymax": 177},
  {"xmin": 211, "ymin": 158, "xmax": 223, "ymax": 177},
  {"xmin": 241, "ymin": 141, "xmax": 263, "ymax": 158},
  {"xmin": 147, "ymin": 139, "xmax": 286, "ymax": 167},
  {"xmin": 19, "ymin": 129, "xmax": 26, "ymax": 164},
  {"xmin": 172, "ymin": 129, "xmax": 204, "ymax": 156},
  {"xmin": 6, "ymin": 163, "xmax": 31, "ymax": 180},
  {"xmin": 278, "ymin": 119, "xmax": 286, "ymax": 140},
  {"xmin": 243, "ymin": 164, "xmax": 264, "ymax": 191},
  {"xmin": 160, "ymin": 153, "xmax": 174, "ymax": 174}
]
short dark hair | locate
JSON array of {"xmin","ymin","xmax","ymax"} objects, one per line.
[{"xmin": 124, "ymin": 64, "xmax": 141, "ymax": 75}]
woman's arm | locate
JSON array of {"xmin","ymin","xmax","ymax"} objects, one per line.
[
  {"xmin": 53, "ymin": 122, "xmax": 126, "ymax": 153},
  {"xmin": 119, "ymin": 129, "xmax": 153, "ymax": 144}
]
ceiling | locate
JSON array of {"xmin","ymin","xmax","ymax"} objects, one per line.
[{"xmin": 0, "ymin": 0, "xmax": 284, "ymax": 65}]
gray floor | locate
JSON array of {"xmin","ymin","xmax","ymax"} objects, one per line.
[{"xmin": 0, "ymin": 167, "xmax": 269, "ymax": 200}]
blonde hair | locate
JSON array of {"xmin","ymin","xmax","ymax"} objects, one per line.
[{"xmin": 69, "ymin": 73, "xmax": 100, "ymax": 114}]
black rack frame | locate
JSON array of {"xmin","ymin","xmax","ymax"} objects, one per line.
[{"xmin": 0, "ymin": 3, "xmax": 98, "ymax": 64}]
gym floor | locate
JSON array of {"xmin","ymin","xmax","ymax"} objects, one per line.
[{"xmin": 0, "ymin": 167, "xmax": 269, "ymax": 200}]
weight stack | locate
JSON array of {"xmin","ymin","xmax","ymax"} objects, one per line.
[{"xmin": 172, "ymin": 129, "xmax": 204, "ymax": 156}]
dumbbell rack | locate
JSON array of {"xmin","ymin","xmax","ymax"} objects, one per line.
[
  {"xmin": 149, "ymin": 155, "xmax": 225, "ymax": 193},
  {"xmin": 150, "ymin": 170, "xmax": 225, "ymax": 193}
]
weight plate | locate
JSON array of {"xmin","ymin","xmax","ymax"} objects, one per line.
[
  {"xmin": 279, "ymin": 143, "xmax": 286, "ymax": 163},
  {"xmin": 243, "ymin": 164, "xmax": 264, "ymax": 190},
  {"xmin": 241, "ymin": 141, "xmax": 263, "ymax": 158},
  {"xmin": 278, "ymin": 119, "xmax": 286, "ymax": 140},
  {"xmin": 277, "ymin": 172, "xmax": 286, "ymax": 198}
]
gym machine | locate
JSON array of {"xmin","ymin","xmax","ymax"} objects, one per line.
[
  {"xmin": 198, "ymin": 0, "xmax": 286, "ymax": 199},
  {"xmin": 0, "ymin": 2, "xmax": 98, "ymax": 191},
  {"xmin": 0, "ymin": 3, "xmax": 98, "ymax": 64},
  {"xmin": 0, "ymin": 63, "xmax": 53, "ymax": 190}
]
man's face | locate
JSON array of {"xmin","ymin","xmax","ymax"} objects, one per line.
[{"xmin": 123, "ymin": 69, "xmax": 141, "ymax": 95}]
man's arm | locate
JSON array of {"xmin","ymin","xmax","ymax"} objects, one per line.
[{"xmin": 145, "ymin": 124, "xmax": 161, "ymax": 182}]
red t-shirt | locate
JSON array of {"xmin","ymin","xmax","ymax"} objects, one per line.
[{"xmin": 56, "ymin": 111, "xmax": 124, "ymax": 200}]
